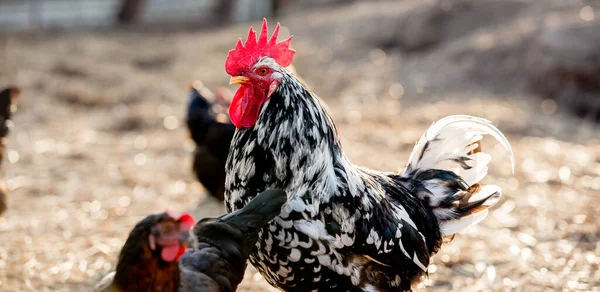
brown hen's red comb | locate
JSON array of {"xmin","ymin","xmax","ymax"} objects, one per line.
[
  {"xmin": 225, "ymin": 18, "xmax": 296, "ymax": 75},
  {"xmin": 165, "ymin": 208, "xmax": 195, "ymax": 231}
]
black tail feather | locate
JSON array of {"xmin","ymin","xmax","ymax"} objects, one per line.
[
  {"xmin": 193, "ymin": 189, "xmax": 286, "ymax": 260},
  {"xmin": 219, "ymin": 188, "xmax": 287, "ymax": 229},
  {"xmin": 178, "ymin": 189, "xmax": 286, "ymax": 291}
]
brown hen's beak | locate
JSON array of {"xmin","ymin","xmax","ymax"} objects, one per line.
[
  {"xmin": 179, "ymin": 230, "xmax": 195, "ymax": 247},
  {"xmin": 229, "ymin": 76, "xmax": 249, "ymax": 85}
]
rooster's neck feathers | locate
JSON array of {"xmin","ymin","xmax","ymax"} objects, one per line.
[
  {"xmin": 259, "ymin": 71, "xmax": 340, "ymax": 150},
  {"xmin": 227, "ymin": 70, "xmax": 346, "ymax": 207}
]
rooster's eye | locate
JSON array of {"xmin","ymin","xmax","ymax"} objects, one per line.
[{"xmin": 257, "ymin": 68, "xmax": 268, "ymax": 75}]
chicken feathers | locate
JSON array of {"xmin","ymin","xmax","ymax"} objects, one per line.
[
  {"xmin": 0, "ymin": 86, "xmax": 21, "ymax": 216},
  {"xmin": 402, "ymin": 115, "xmax": 515, "ymax": 236},
  {"xmin": 96, "ymin": 189, "xmax": 286, "ymax": 292},
  {"xmin": 186, "ymin": 81, "xmax": 235, "ymax": 201}
]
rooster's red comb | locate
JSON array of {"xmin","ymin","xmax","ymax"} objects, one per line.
[{"xmin": 225, "ymin": 18, "xmax": 296, "ymax": 75}]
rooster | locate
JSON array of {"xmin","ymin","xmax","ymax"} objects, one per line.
[
  {"xmin": 223, "ymin": 19, "xmax": 515, "ymax": 291},
  {"xmin": 96, "ymin": 189, "xmax": 287, "ymax": 292},
  {"xmin": 186, "ymin": 81, "xmax": 235, "ymax": 201}
]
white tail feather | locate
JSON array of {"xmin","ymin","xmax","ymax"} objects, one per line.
[
  {"xmin": 467, "ymin": 185, "xmax": 501, "ymax": 204},
  {"xmin": 439, "ymin": 210, "xmax": 489, "ymax": 236},
  {"xmin": 439, "ymin": 184, "xmax": 501, "ymax": 236},
  {"xmin": 403, "ymin": 115, "xmax": 515, "ymax": 186},
  {"xmin": 403, "ymin": 115, "xmax": 513, "ymax": 235}
]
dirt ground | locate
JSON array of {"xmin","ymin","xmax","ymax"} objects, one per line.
[{"xmin": 0, "ymin": 1, "xmax": 599, "ymax": 291}]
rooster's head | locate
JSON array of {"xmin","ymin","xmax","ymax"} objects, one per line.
[{"xmin": 225, "ymin": 18, "xmax": 296, "ymax": 128}]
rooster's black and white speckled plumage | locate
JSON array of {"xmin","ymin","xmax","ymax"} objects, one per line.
[{"xmin": 224, "ymin": 21, "xmax": 514, "ymax": 292}]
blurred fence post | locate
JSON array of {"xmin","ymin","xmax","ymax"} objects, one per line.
[{"xmin": 116, "ymin": 0, "xmax": 147, "ymax": 25}]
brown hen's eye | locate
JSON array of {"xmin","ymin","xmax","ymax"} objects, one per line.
[{"xmin": 258, "ymin": 68, "xmax": 268, "ymax": 75}]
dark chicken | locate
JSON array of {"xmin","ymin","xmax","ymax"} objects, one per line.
[
  {"xmin": 186, "ymin": 81, "xmax": 236, "ymax": 201},
  {"xmin": 0, "ymin": 86, "xmax": 21, "ymax": 216},
  {"xmin": 224, "ymin": 20, "xmax": 515, "ymax": 291},
  {"xmin": 96, "ymin": 189, "xmax": 287, "ymax": 292}
]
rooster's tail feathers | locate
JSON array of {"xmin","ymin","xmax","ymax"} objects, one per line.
[
  {"xmin": 403, "ymin": 115, "xmax": 514, "ymax": 180},
  {"xmin": 437, "ymin": 184, "xmax": 501, "ymax": 236},
  {"xmin": 402, "ymin": 115, "xmax": 513, "ymax": 236}
]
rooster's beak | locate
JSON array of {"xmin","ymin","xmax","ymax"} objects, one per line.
[{"xmin": 229, "ymin": 76, "xmax": 249, "ymax": 85}]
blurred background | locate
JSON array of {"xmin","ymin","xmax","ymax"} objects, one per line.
[{"xmin": 0, "ymin": 0, "xmax": 599, "ymax": 291}]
